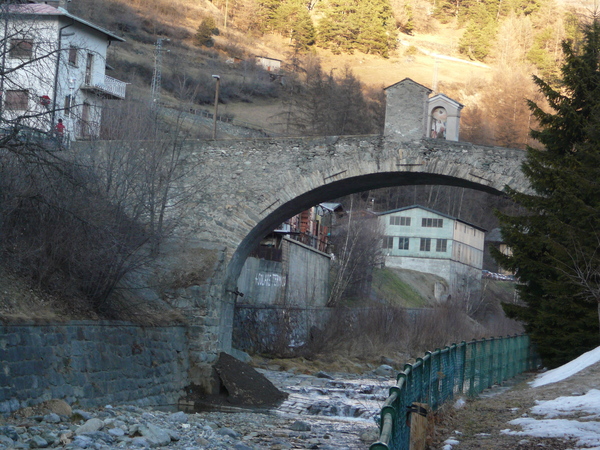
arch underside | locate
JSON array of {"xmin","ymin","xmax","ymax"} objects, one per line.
[{"xmin": 226, "ymin": 171, "xmax": 507, "ymax": 286}]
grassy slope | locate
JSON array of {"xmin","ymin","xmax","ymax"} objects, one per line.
[
  {"xmin": 370, "ymin": 267, "xmax": 446, "ymax": 308},
  {"xmin": 369, "ymin": 267, "xmax": 518, "ymax": 309}
]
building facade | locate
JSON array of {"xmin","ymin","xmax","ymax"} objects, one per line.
[
  {"xmin": 379, "ymin": 205, "xmax": 485, "ymax": 299},
  {"xmin": 384, "ymin": 78, "xmax": 464, "ymax": 141},
  {"xmin": 0, "ymin": 1, "xmax": 125, "ymax": 140}
]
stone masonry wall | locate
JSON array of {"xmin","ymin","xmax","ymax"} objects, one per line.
[
  {"xmin": 0, "ymin": 322, "xmax": 189, "ymax": 415},
  {"xmin": 75, "ymin": 135, "xmax": 529, "ymax": 391}
]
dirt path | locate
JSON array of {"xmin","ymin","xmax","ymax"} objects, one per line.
[{"xmin": 430, "ymin": 361, "xmax": 600, "ymax": 449}]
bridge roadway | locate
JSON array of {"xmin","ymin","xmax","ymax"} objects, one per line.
[{"xmin": 82, "ymin": 134, "xmax": 528, "ymax": 390}]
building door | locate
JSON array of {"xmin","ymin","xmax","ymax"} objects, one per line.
[{"xmin": 85, "ymin": 53, "xmax": 93, "ymax": 85}]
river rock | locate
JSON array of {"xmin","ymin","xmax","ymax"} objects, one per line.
[
  {"xmin": 374, "ymin": 364, "xmax": 395, "ymax": 377},
  {"xmin": 290, "ymin": 420, "xmax": 311, "ymax": 431},
  {"xmin": 139, "ymin": 424, "xmax": 172, "ymax": 447},
  {"xmin": 29, "ymin": 435, "xmax": 48, "ymax": 448},
  {"xmin": 212, "ymin": 352, "xmax": 288, "ymax": 407},
  {"xmin": 75, "ymin": 418, "xmax": 104, "ymax": 435},
  {"xmin": 315, "ymin": 371, "xmax": 334, "ymax": 379}
]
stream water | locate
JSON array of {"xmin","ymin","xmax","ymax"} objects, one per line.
[{"xmin": 260, "ymin": 368, "xmax": 396, "ymax": 446}]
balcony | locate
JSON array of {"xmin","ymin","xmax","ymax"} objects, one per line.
[
  {"xmin": 81, "ymin": 75, "xmax": 126, "ymax": 99},
  {"xmin": 273, "ymin": 222, "xmax": 292, "ymax": 234}
]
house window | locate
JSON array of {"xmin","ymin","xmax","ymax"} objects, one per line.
[
  {"xmin": 5, "ymin": 90, "xmax": 29, "ymax": 110},
  {"xmin": 382, "ymin": 236, "xmax": 394, "ymax": 249},
  {"xmin": 64, "ymin": 95, "xmax": 71, "ymax": 115},
  {"xmin": 420, "ymin": 238, "xmax": 431, "ymax": 252},
  {"xmin": 85, "ymin": 53, "xmax": 94, "ymax": 85},
  {"xmin": 390, "ymin": 216, "xmax": 411, "ymax": 226},
  {"xmin": 436, "ymin": 239, "xmax": 447, "ymax": 252},
  {"xmin": 398, "ymin": 237, "xmax": 410, "ymax": 250},
  {"xmin": 422, "ymin": 218, "xmax": 443, "ymax": 228},
  {"xmin": 68, "ymin": 46, "xmax": 78, "ymax": 66},
  {"xmin": 9, "ymin": 38, "xmax": 33, "ymax": 59}
]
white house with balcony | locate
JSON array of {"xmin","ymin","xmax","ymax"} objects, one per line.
[
  {"xmin": 0, "ymin": 1, "xmax": 126, "ymax": 140},
  {"xmin": 378, "ymin": 205, "xmax": 485, "ymax": 299}
]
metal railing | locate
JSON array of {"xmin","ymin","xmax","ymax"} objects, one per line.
[
  {"xmin": 83, "ymin": 75, "xmax": 127, "ymax": 99},
  {"xmin": 370, "ymin": 334, "xmax": 540, "ymax": 450}
]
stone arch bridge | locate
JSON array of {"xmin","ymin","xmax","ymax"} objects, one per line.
[{"xmin": 84, "ymin": 134, "xmax": 528, "ymax": 387}]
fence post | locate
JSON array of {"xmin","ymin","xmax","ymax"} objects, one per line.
[
  {"xmin": 458, "ymin": 341, "xmax": 467, "ymax": 395},
  {"xmin": 468, "ymin": 339, "xmax": 477, "ymax": 396},
  {"xmin": 498, "ymin": 336, "xmax": 505, "ymax": 383}
]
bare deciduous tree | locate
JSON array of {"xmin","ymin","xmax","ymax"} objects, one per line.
[{"xmin": 327, "ymin": 196, "xmax": 384, "ymax": 306}]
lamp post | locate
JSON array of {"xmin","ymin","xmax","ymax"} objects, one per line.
[{"xmin": 212, "ymin": 75, "xmax": 220, "ymax": 139}]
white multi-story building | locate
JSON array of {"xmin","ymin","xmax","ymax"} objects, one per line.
[
  {"xmin": 0, "ymin": 1, "xmax": 125, "ymax": 140},
  {"xmin": 379, "ymin": 205, "xmax": 486, "ymax": 299}
]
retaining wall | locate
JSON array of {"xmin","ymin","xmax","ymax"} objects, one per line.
[
  {"xmin": 0, "ymin": 321, "xmax": 189, "ymax": 415},
  {"xmin": 233, "ymin": 305, "xmax": 332, "ymax": 353}
]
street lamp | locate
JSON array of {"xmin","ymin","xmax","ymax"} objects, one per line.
[{"xmin": 212, "ymin": 75, "xmax": 220, "ymax": 139}]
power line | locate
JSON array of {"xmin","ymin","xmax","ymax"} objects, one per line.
[{"xmin": 150, "ymin": 38, "xmax": 169, "ymax": 107}]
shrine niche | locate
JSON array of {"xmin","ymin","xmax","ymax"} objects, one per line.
[{"xmin": 427, "ymin": 93, "xmax": 463, "ymax": 141}]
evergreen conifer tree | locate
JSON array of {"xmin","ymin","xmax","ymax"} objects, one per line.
[
  {"xmin": 494, "ymin": 20, "xmax": 600, "ymax": 368},
  {"xmin": 316, "ymin": 0, "xmax": 395, "ymax": 57},
  {"xmin": 273, "ymin": 0, "xmax": 316, "ymax": 51},
  {"xmin": 195, "ymin": 17, "xmax": 218, "ymax": 47}
]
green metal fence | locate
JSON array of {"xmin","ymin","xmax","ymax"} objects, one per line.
[{"xmin": 370, "ymin": 334, "xmax": 540, "ymax": 450}]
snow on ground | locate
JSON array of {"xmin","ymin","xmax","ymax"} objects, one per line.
[
  {"xmin": 530, "ymin": 346, "xmax": 600, "ymax": 388},
  {"xmin": 500, "ymin": 346, "xmax": 600, "ymax": 448},
  {"xmin": 531, "ymin": 390, "xmax": 600, "ymax": 419},
  {"xmin": 502, "ymin": 418, "xmax": 600, "ymax": 448}
]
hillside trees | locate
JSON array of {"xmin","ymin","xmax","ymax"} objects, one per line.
[
  {"xmin": 494, "ymin": 19, "xmax": 600, "ymax": 367},
  {"xmin": 272, "ymin": 0, "xmax": 316, "ymax": 51},
  {"xmin": 316, "ymin": 0, "xmax": 397, "ymax": 57},
  {"xmin": 283, "ymin": 58, "xmax": 383, "ymax": 135}
]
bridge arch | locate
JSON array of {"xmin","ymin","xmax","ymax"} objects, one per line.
[
  {"xmin": 193, "ymin": 134, "xmax": 530, "ymax": 360},
  {"xmin": 226, "ymin": 170, "xmax": 506, "ymax": 288}
]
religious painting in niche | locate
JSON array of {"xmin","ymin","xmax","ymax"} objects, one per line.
[{"xmin": 430, "ymin": 106, "xmax": 447, "ymax": 139}]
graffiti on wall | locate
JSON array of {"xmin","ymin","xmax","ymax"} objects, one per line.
[{"xmin": 255, "ymin": 272, "xmax": 287, "ymax": 287}]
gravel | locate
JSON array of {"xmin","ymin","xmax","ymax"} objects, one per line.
[{"xmin": 0, "ymin": 369, "xmax": 389, "ymax": 449}]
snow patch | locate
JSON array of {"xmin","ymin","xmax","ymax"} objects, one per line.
[
  {"xmin": 531, "ymin": 346, "xmax": 600, "ymax": 387},
  {"xmin": 503, "ymin": 418, "xmax": 600, "ymax": 448}
]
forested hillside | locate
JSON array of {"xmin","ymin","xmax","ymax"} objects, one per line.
[{"xmin": 69, "ymin": 0, "xmax": 595, "ymax": 146}]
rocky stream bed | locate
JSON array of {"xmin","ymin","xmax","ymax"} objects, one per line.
[{"xmin": 0, "ymin": 362, "xmax": 397, "ymax": 449}]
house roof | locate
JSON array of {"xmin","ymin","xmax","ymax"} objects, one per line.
[
  {"xmin": 255, "ymin": 55, "xmax": 282, "ymax": 62},
  {"xmin": 319, "ymin": 202, "xmax": 344, "ymax": 213},
  {"xmin": 384, "ymin": 77, "xmax": 432, "ymax": 93},
  {"xmin": 377, "ymin": 205, "xmax": 487, "ymax": 232},
  {"xmin": 429, "ymin": 93, "xmax": 464, "ymax": 110},
  {"xmin": 6, "ymin": 4, "xmax": 125, "ymax": 42}
]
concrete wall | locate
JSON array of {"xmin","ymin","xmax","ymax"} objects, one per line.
[
  {"xmin": 284, "ymin": 238, "xmax": 331, "ymax": 307},
  {"xmin": 384, "ymin": 256, "xmax": 452, "ymax": 285},
  {"xmin": 0, "ymin": 322, "xmax": 189, "ymax": 415},
  {"xmin": 233, "ymin": 305, "xmax": 332, "ymax": 353},
  {"xmin": 237, "ymin": 237, "xmax": 331, "ymax": 307},
  {"xmin": 234, "ymin": 238, "xmax": 331, "ymax": 352},
  {"xmin": 237, "ymin": 258, "xmax": 286, "ymax": 305}
]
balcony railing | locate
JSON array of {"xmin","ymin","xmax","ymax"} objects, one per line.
[{"xmin": 82, "ymin": 75, "xmax": 126, "ymax": 99}]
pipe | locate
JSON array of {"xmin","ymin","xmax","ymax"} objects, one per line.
[{"xmin": 51, "ymin": 15, "xmax": 74, "ymax": 129}]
